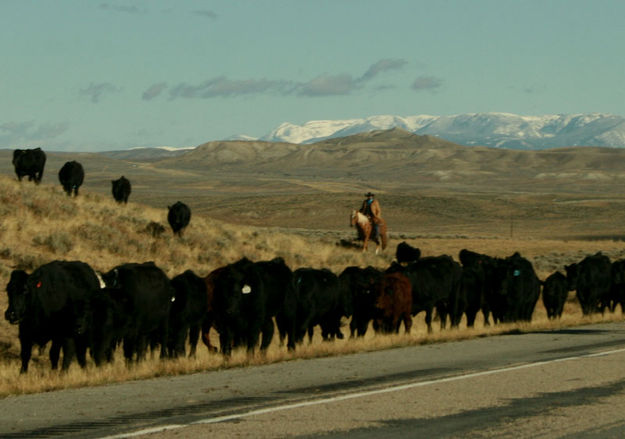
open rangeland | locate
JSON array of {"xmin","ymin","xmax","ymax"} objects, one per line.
[{"xmin": 1, "ymin": 133, "xmax": 625, "ymax": 397}]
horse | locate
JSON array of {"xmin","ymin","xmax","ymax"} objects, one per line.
[{"xmin": 350, "ymin": 210, "xmax": 388, "ymax": 254}]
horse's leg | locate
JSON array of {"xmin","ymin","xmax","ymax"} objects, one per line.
[{"xmin": 362, "ymin": 228, "xmax": 369, "ymax": 252}]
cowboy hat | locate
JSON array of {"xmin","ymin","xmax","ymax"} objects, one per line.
[{"xmin": 365, "ymin": 192, "xmax": 374, "ymax": 197}]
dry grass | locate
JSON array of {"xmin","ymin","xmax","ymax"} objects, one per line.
[
  {"xmin": 0, "ymin": 174, "xmax": 624, "ymax": 397},
  {"xmin": 0, "ymin": 306, "xmax": 621, "ymax": 398}
]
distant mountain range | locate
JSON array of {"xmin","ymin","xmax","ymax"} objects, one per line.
[{"xmin": 247, "ymin": 113, "xmax": 625, "ymax": 150}]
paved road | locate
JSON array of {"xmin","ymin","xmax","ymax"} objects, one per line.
[{"xmin": 2, "ymin": 322, "xmax": 625, "ymax": 438}]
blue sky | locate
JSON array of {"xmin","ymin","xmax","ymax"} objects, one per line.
[{"xmin": 2, "ymin": 0, "xmax": 624, "ymax": 151}]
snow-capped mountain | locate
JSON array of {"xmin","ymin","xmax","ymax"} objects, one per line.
[{"xmin": 258, "ymin": 113, "xmax": 625, "ymax": 149}]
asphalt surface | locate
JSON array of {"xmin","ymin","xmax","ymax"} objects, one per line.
[{"xmin": 2, "ymin": 322, "xmax": 625, "ymax": 438}]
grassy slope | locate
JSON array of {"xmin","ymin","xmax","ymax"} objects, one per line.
[{"xmin": 1, "ymin": 174, "xmax": 625, "ymax": 396}]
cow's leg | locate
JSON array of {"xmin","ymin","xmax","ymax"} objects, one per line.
[
  {"xmin": 259, "ymin": 318, "xmax": 274, "ymax": 351},
  {"xmin": 219, "ymin": 330, "xmax": 233, "ymax": 357},
  {"xmin": 425, "ymin": 309, "xmax": 433, "ymax": 333},
  {"xmin": 158, "ymin": 324, "xmax": 171, "ymax": 360},
  {"xmin": 466, "ymin": 309, "xmax": 478, "ymax": 327},
  {"xmin": 61, "ymin": 338, "xmax": 77, "ymax": 371},
  {"xmin": 358, "ymin": 319, "xmax": 370, "ymax": 337},
  {"xmin": 135, "ymin": 336, "xmax": 149, "ymax": 362},
  {"xmin": 482, "ymin": 307, "xmax": 491, "ymax": 326},
  {"xmin": 49, "ymin": 340, "xmax": 62, "ymax": 370},
  {"xmin": 123, "ymin": 335, "xmax": 137, "ymax": 363},
  {"xmin": 188, "ymin": 324, "xmax": 200, "ymax": 357},
  {"xmin": 278, "ymin": 309, "xmax": 297, "ymax": 352},
  {"xmin": 349, "ymin": 318, "xmax": 357, "ymax": 338},
  {"xmin": 201, "ymin": 318, "xmax": 217, "ymax": 353},
  {"xmin": 19, "ymin": 336, "xmax": 33, "ymax": 374},
  {"xmin": 75, "ymin": 336, "xmax": 88, "ymax": 368},
  {"xmin": 275, "ymin": 313, "xmax": 287, "ymax": 346},
  {"xmin": 245, "ymin": 318, "xmax": 264, "ymax": 355},
  {"xmin": 403, "ymin": 314, "xmax": 413, "ymax": 334},
  {"xmin": 439, "ymin": 309, "xmax": 448, "ymax": 330}
]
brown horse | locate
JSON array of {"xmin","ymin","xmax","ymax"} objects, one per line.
[{"xmin": 350, "ymin": 210, "xmax": 388, "ymax": 254}]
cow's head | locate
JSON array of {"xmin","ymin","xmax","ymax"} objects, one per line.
[
  {"xmin": 12, "ymin": 149, "xmax": 24, "ymax": 165},
  {"xmin": 5, "ymin": 270, "xmax": 30, "ymax": 324}
]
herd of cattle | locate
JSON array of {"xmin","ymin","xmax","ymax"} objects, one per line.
[
  {"xmin": 3, "ymin": 240, "xmax": 623, "ymax": 373},
  {"xmin": 12, "ymin": 147, "xmax": 192, "ymax": 236},
  {"xmin": 5, "ymin": 148, "xmax": 624, "ymax": 374}
]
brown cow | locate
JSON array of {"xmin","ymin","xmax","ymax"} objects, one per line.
[
  {"xmin": 374, "ymin": 272, "xmax": 413, "ymax": 334},
  {"xmin": 200, "ymin": 267, "xmax": 223, "ymax": 353}
]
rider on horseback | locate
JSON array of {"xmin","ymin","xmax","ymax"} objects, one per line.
[{"xmin": 360, "ymin": 192, "xmax": 382, "ymax": 240}]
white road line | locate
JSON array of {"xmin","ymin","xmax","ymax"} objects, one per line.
[{"xmin": 99, "ymin": 347, "xmax": 625, "ymax": 438}]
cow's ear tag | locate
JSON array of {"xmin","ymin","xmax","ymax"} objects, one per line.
[
  {"xmin": 242, "ymin": 285, "xmax": 252, "ymax": 294},
  {"xmin": 36, "ymin": 281, "xmax": 42, "ymax": 288},
  {"xmin": 513, "ymin": 270, "xmax": 521, "ymax": 277}
]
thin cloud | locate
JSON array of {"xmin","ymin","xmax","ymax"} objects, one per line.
[
  {"xmin": 411, "ymin": 76, "xmax": 443, "ymax": 91},
  {"xmin": 359, "ymin": 58, "xmax": 408, "ymax": 82},
  {"xmin": 296, "ymin": 74, "xmax": 358, "ymax": 97},
  {"xmin": 80, "ymin": 82, "xmax": 121, "ymax": 103},
  {"xmin": 169, "ymin": 76, "xmax": 292, "ymax": 99},
  {"xmin": 99, "ymin": 3, "xmax": 145, "ymax": 14},
  {"xmin": 158, "ymin": 58, "xmax": 419, "ymax": 101},
  {"xmin": 193, "ymin": 9, "xmax": 218, "ymax": 19},
  {"xmin": 0, "ymin": 121, "xmax": 69, "ymax": 146},
  {"xmin": 142, "ymin": 82, "xmax": 168, "ymax": 101}
]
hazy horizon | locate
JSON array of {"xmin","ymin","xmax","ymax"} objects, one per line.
[{"xmin": 2, "ymin": 0, "xmax": 624, "ymax": 152}]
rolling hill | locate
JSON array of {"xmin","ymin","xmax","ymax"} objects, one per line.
[{"xmin": 3, "ymin": 128, "xmax": 625, "ymax": 239}]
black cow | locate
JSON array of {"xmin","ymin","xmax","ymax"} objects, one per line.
[
  {"xmin": 565, "ymin": 252, "xmax": 612, "ymax": 315},
  {"xmin": 101, "ymin": 262, "xmax": 174, "ymax": 362},
  {"xmin": 169, "ymin": 270, "xmax": 209, "ymax": 358},
  {"xmin": 58, "ymin": 160, "xmax": 84, "ymax": 196},
  {"xmin": 111, "ymin": 176, "xmax": 131, "ymax": 204},
  {"xmin": 167, "ymin": 201, "xmax": 191, "ymax": 236},
  {"xmin": 458, "ymin": 249, "xmax": 501, "ymax": 327},
  {"xmin": 387, "ymin": 255, "xmax": 463, "ymax": 332},
  {"xmin": 497, "ymin": 252, "xmax": 541, "ymax": 322},
  {"xmin": 541, "ymin": 271, "xmax": 569, "ymax": 319},
  {"xmin": 610, "ymin": 259, "xmax": 625, "ymax": 313},
  {"xmin": 395, "ymin": 242, "xmax": 421, "ymax": 265},
  {"xmin": 4, "ymin": 260, "xmax": 99, "ymax": 373},
  {"xmin": 338, "ymin": 266, "xmax": 383, "ymax": 337},
  {"xmin": 13, "ymin": 148, "xmax": 46, "ymax": 184},
  {"xmin": 211, "ymin": 257, "xmax": 292, "ymax": 356},
  {"xmin": 256, "ymin": 257, "xmax": 297, "ymax": 351},
  {"xmin": 459, "ymin": 249, "xmax": 510, "ymax": 326},
  {"xmin": 293, "ymin": 268, "xmax": 343, "ymax": 343}
]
